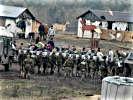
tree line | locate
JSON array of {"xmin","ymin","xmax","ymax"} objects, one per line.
[{"xmin": 0, "ymin": 0, "xmax": 131, "ymax": 32}]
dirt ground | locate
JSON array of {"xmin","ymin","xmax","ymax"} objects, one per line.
[
  {"xmin": 0, "ymin": 63, "xmax": 101, "ymax": 100},
  {"xmin": 54, "ymin": 33, "xmax": 132, "ymax": 52},
  {"xmin": 0, "ymin": 33, "xmax": 132, "ymax": 100}
]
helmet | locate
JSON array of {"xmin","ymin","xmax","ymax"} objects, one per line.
[
  {"xmin": 81, "ymin": 55, "xmax": 85, "ymax": 60},
  {"xmin": 42, "ymin": 52, "xmax": 48, "ymax": 56},
  {"xmin": 36, "ymin": 51, "xmax": 41, "ymax": 55}
]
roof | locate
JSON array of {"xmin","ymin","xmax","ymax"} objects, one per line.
[
  {"xmin": 0, "ymin": 5, "xmax": 35, "ymax": 19},
  {"xmin": 77, "ymin": 9, "xmax": 133, "ymax": 23}
]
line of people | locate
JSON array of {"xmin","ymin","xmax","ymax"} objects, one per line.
[
  {"xmin": 0, "ymin": 36, "xmax": 131, "ymax": 79},
  {"xmin": 17, "ymin": 45, "xmax": 131, "ymax": 79}
]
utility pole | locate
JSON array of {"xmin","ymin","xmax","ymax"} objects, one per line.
[{"xmin": 91, "ymin": 30, "xmax": 95, "ymax": 49}]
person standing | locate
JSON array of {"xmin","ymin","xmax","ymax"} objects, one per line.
[
  {"xmin": 56, "ymin": 52, "xmax": 63, "ymax": 75},
  {"xmin": 23, "ymin": 55, "xmax": 34, "ymax": 79},
  {"xmin": 108, "ymin": 49, "xmax": 114, "ymax": 73},
  {"xmin": 1, "ymin": 54, "xmax": 10, "ymax": 71},
  {"xmin": 49, "ymin": 52, "xmax": 56, "ymax": 75},
  {"xmin": 47, "ymin": 38, "xmax": 55, "ymax": 50},
  {"xmin": 48, "ymin": 25, "xmax": 55, "ymax": 40},
  {"xmin": 97, "ymin": 48, "xmax": 104, "ymax": 62},
  {"xmin": 8, "ymin": 49, "xmax": 14, "ymax": 68},
  {"xmin": 18, "ymin": 50, "xmax": 25, "ymax": 73},
  {"xmin": 38, "ymin": 24, "xmax": 45, "ymax": 41},
  {"xmin": 45, "ymin": 24, "xmax": 49, "ymax": 35},
  {"xmin": 18, "ymin": 43, "xmax": 24, "ymax": 54},
  {"xmin": 36, "ymin": 52, "xmax": 43, "ymax": 74}
]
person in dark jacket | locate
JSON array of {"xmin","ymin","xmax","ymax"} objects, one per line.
[
  {"xmin": 1, "ymin": 54, "xmax": 10, "ymax": 71},
  {"xmin": 17, "ymin": 19, "xmax": 26, "ymax": 32},
  {"xmin": 38, "ymin": 24, "xmax": 46, "ymax": 41}
]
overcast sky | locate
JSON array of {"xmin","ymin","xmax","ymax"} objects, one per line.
[
  {"xmin": 0, "ymin": 0, "xmax": 132, "ymax": 10},
  {"xmin": 0, "ymin": 0, "xmax": 132, "ymax": 5}
]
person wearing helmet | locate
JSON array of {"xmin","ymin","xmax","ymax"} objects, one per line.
[
  {"xmin": 63, "ymin": 55, "xmax": 74, "ymax": 77},
  {"xmin": 41, "ymin": 52, "xmax": 47, "ymax": 74},
  {"xmin": 79, "ymin": 56, "xmax": 88, "ymax": 80},
  {"xmin": 23, "ymin": 55, "xmax": 34, "ymax": 79},
  {"xmin": 81, "ymin": 47, "xmax": 87, "ymax": 55},
  {"xmin": 72, "ymin": 54, "xmax": 78, "ymax": 77},
  {"xmin": 89, "ymin": 56, "xmax": 96, "ymax": 79},
  {"xmin": 107, "ymin": 49, "xmax": 114, "ymax": 74},
  {"xmin": 1, "ymin": 54, "xmax": 10, "ymax": 72},
  {"xmin": 56, "ymin": 52, "xmax": 63, "ymax": 75},
  {"xmin": 76, "ymin": 54, "xmax": 82, "ymax": 76},
  {"xmin": 99, "ymin": 55, "xmax": 108, "ymax": 80},
  {"xmin": 35, "ymin": 52, "xmax": 43, "ymax": 74},
  {"xmin": 49, "ymin": 51, "xmax": 56, "ymax": 75},
  {"xmin": 18, "ymin": 50, "xmax": 25, "ymax": 73}
]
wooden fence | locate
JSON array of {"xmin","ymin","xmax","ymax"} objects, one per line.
[{"xmin": 101, "ymin": 29, "xmax": 133, "ymax": 42}]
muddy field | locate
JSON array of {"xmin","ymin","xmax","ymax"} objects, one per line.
[
  {"xmin": 0, "ymin": 64, "xmax": 101, "ymax": 100},
  {"xmin": 0, "ymin": 33, "xmax": 132, "ymax": 100}
]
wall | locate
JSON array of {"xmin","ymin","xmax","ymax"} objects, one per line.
[
  {"xmin": 25, "ymin": 19, "xmax": 33, "ymax": 38},
  {"xmin": 32, "ymin": 20, "xmax": 41, "ymax": 38},
  {"xmin": 77, "ymin": 18, "xmax": 133, "ymax": 42},
  {"xmin": 5, "ymin": 18, "xmax": 34, "ymax": 38},
  {"xmin": 32, "ymin": 20, "xmax": 40, "ymax": 33},
  {"xmin": 5, "ymin": 19, "xmax": 15, "ymax": 26},
  {"xmin": 77, "ymin": 18, "xmax": 101, "ymax": 38}
]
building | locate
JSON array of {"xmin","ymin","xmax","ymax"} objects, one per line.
[
  {"xmin": 77, "ymin": 9, "xmax": 133, "ymax": 42},
  {"xmin": 0, "ymin": 4, "xmax": 41, "ymax": 38}
]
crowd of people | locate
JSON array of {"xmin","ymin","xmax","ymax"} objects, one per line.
[
  {"xmin": 0, "ymin": 37, "xmax": 131, "ymax": 79},
  {"xmin": 0, "ymin": 23, "xmax": 132, "ymax": 80}
]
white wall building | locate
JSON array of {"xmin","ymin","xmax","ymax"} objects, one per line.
[
  {"xmin": 0, "ymin": 4, "xmax": 36, "ymax": 38},
  {"xmin": 77, "ymin": 9, "xmax": 133, "ymax": 42}
]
